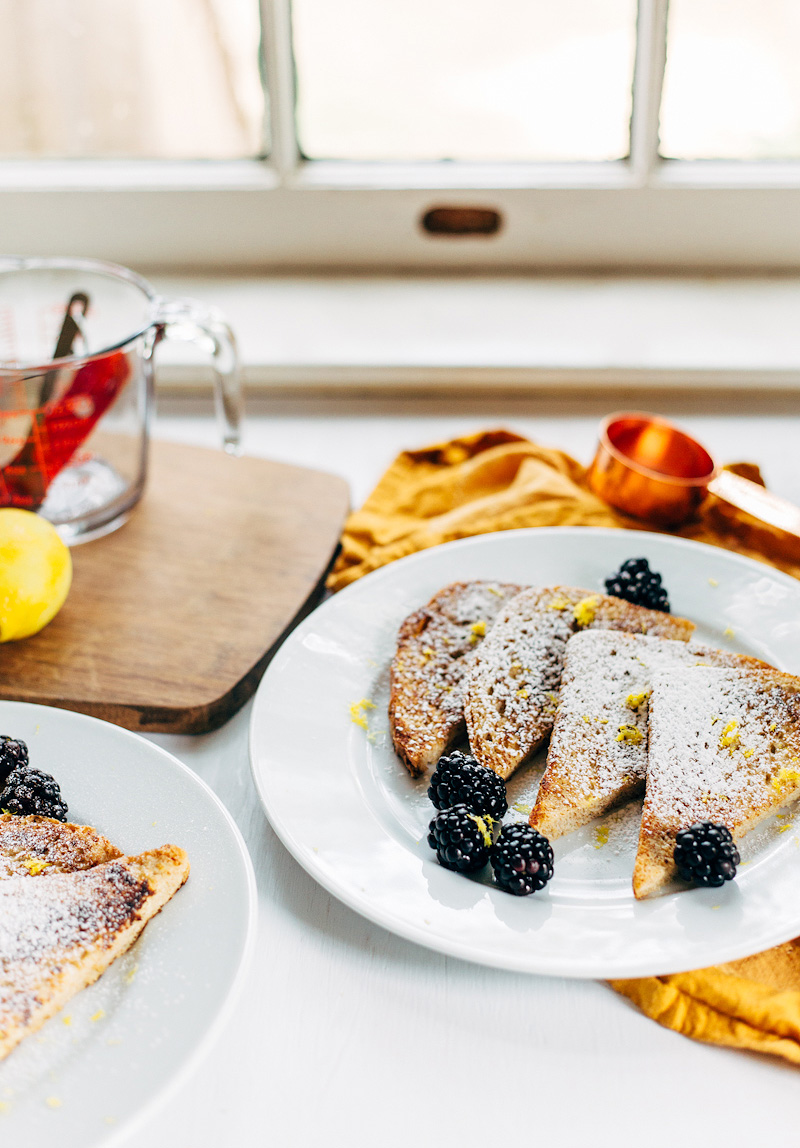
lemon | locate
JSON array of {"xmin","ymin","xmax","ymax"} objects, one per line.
[{"xmin": 0, "ymin": 510, "xmax": 72, "ymax": 642}]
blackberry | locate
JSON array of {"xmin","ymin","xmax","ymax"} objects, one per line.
[
  {"xmin": 604, "ymin": 557, "xmax": 670, "ymax": 613},
  {"xmin": 674, "ymin": 822, "xmax": 739, "ymax": 888},
  {"xmin": 0, "ymin": 736, "xmax": 28, "ymax": 787},
  {"xmin": 427, "ymin": 804, "xmax": 493, "ymax": 873},
  {"xmin": 428, "ymin": 749, "xmax": 508, "ymax": 819},
  {"xmin": 490, "ymin": 823, "xmax": 554, "ymax": 895},
  {"xmin": 0, "ymin": 765, "xmax": 68, "ymax": 822}
]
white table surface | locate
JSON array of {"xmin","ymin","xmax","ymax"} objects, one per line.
[{"xmin": 116, "ymin": 397, "xmax": 800, "ymax": 1148}]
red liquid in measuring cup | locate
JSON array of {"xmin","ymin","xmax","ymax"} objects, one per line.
[{"xmin": 0, "ymin": 351, "xmax": 130, "ymax": 509}]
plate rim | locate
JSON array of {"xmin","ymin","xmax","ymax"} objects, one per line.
[
  {"xmin": 0, "ymin": 699, "xmax": 258, "ymax": 1148},
  {"xmin": 249, "ymin": 526, "xmax": 800, "ymax": 978},
  {"xmin": 316, "ymin": 524, "xmax": 800, "ymax": 607}
]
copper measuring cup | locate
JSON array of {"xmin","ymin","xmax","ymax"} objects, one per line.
[{"xmin": 586, "ymin": 411, "xmax": 800, "ymax": 540}]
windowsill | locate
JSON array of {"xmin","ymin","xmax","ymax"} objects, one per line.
[{"xmin": 146, "ymin": 272, "xmax": 800, "ymax": 393}]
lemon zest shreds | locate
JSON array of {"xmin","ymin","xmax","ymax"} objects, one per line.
[
  {"xmin": 573, "ymin": 596, "xmax": 599, "ymax": 628},
  {"xmin": 349, "ymin": 698, "xmax": 376, "ymax": 731},
  {"xmin": 469, "ymin": 620, "xmax": 487, "ymax": 645},
  {"xmin": 469, "ymin": 813, "xmax": 494, "ymax": 848},
  {"xmin": 513, "ymin": 802, "xmax": 532, "ymax": 816},
  {"xmin": 547, "ymin": 596, "xmax": 571, "ymax": 611},
  {"xmin": 772, "ymin": 768, "xmax": 800, "ymax": 793},
  {"xmin": 22, "ymin": 857, "xmax": 48, "ymax": 875},
  {"xmin": 626, "ymin": 691, "xmax": 649, "ymax": 710},
  {"xmin": 719, "ymin": 720, "xmax": 740, "ymax": 754},
  {"xmin": 616, "ymin": 725, "xmax": 643, "ymax": 745},
  {"xmin": 594, "ymin": 825, "xmax": 609, "ymax": 848}
]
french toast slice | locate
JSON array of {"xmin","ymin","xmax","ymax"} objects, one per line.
[
  {"xmin": 389, "ymin": 580, "xmax": 522, "ymax": 776},
  {"xmin": 0, "ymin": 845, "xmax": 190, "ymax": 1060},
  {"xmin": 633, "ymin": 666, "xmax": 800, "ymax": 899},
  {"xmin": 0, "ymin": 813, "xmax": 122, "ymax": 879},
  {"xmin": 464, "ymin": 586, "xmax": 694, "ymax": 780},
  {"xmin": 530, "ymin": 631, "xmax": 772, "ymax": 840}
]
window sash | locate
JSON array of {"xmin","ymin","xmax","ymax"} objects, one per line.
[{"xmin": 2, "ymin": 0, "xmax": 800, "ymax": 271}]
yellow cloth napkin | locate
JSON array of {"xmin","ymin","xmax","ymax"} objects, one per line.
[
  {"xmin": 328, "ymin": 427, "xmax": 800, "ymax": 1064},
  {"xmin": 611, "ymin": 942, "xmax": 800, "ymax": 1064},
  {"xmin": 328, "ymin": 428, "xmax": 800, "ymax": 591}
]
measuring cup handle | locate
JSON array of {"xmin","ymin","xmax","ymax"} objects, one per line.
[
  {"xmin": 152, "ymin": 297, "xmax": 243, "ymax": 454},
  {"xmin": 707, "ymin": 470, "xmax": 800, "ymax": 539}
]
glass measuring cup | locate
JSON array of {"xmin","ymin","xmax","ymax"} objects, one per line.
[{"xmin": 0, "ymin": 257, "xmax": 242, "ymax": 543}]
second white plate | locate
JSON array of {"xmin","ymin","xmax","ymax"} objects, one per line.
[
  {"xmin": 250, "ymin": 527, "xmax": 800, "ymax": 978},
  {"xmin": 0, "ymin": 702, "xmax": 256, "ymax": 1148}
]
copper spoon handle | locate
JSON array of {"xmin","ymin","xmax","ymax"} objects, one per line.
[{"xmin": 707, "ymin": 470, "xmax": 800, "ymax": 539}]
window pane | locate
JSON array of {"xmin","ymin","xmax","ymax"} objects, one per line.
[
  {"xmin": 660, "ymin": 0, "xmax": 800, "ymax": 160},
  {"xmin": 293, "ymin": 0, "xmax": 637, "ymax": 162},
  {"xmin": 0, "ymin": 0, "xmax": 267, "ymax": 159}
]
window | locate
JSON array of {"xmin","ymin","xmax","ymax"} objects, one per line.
[
  {"xmin": 1, "ymin": 0, "xmax": 266, "ymax": 160},
  {"xmin": 2, "ymin": 0, "xmax": 800, "ymax": 271},
  {"xmin": 292, "ymin": 1, "xmax": 637, "ymax": 163},
  {"xmin": 660, "ymin": 0, "xmax": 800, "ymax": 161}
]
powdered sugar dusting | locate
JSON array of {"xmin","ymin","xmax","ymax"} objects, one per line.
[
  {"xmin": 389, "ymin": 581, "xmax": 521, "ymax": 770},
  {"xmin": 0, "ymin": 815, "xmax": 121, "ymax": 880},
  {"xmin": 0, "ymin": 862, "xmax": 149, "ymax": 1043},
  {"xmin": 542, "ymin": 632, "xmax": 659, "ymax": 808},
  {"xmin": 463, "ymin": 585, "xmax": 694, "ymax": 779},
  {"xmin": 645, "ymin": 666, "xmax": 800, "ymax": 835},
  {"xmin": 465, "ymin": 588, "xmax": 573, "ymax": 777},
  {"xmin": 540, "ymin": 631, "xmax": 769, "ymax": 815}
]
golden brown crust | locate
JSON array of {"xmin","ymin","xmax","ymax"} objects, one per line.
[
  {"xmin": 389, "ymin": 581, "xmax": 523, "ymax": 776},
  {"xmin": 0, "ymin": 845, "xmax": 190, "ymax": 1060},
  {"xmin": 0, "ymin": 814, "xmax": 122, "ymax": 879}
]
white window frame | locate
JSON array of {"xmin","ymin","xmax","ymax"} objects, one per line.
[{"xmin": 3, "ymin": 0, "xmax": 800, "ymax": 272}]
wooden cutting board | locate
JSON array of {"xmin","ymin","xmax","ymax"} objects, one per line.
[{"xmin": 0, "ymin": 439, "xmax": 350, "ymax": 733}]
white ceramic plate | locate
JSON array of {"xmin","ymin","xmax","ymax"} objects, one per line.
[
  {"xmin": 250, "ymin": 527, "xmax": 800, "ymax": 978},
  {"xmin": 0, "ymin": 702, "xmax": 256, "ymax": 1148}
]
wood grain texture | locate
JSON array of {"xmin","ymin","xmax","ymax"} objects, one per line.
[{"xmin": 0, "ymin": 440, "xmax": 350, "ymax": 733}]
